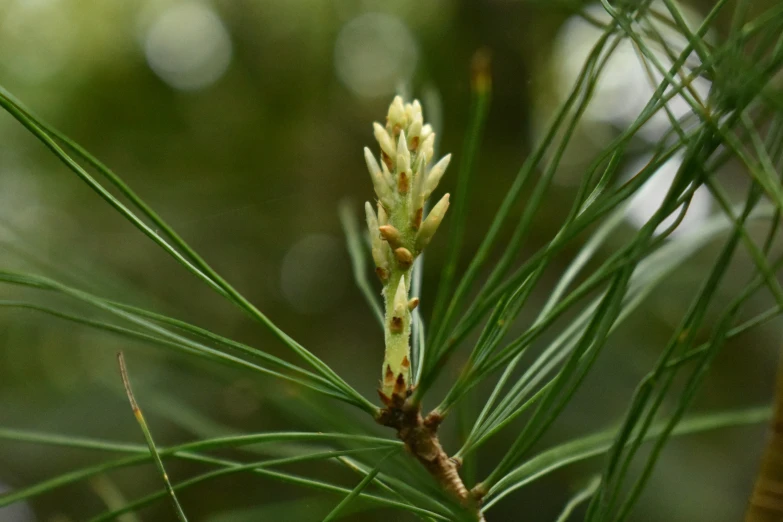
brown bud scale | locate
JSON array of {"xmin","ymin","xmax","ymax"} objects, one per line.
[
  {"xmin": 377, "ymin": 389, "xmax": 392, "ymax": 406},
  {"xmin": 390, "ymin": 316, "xmax": 403, "ymax": 332},
  {"xmin": 379, "ymin": 225, "xmax": 403, "ymax": 249},
  {"xmin": 393, "ymin": 373, "xmax": 406, "ymax": 396},
  {"xmin": 394, "ymin": 247, "xmax": 413, "ymax": 268},
  {"xmin": 398, "ymin": 171, "xmax": 410, "ymax": 194},
  {"xmin": 413, "ymin": 207, "xmax": 423, "ymax": 230}
]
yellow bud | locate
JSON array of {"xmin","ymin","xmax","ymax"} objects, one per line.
[
  {"xmin": 377, "ymin": 201, "xmax": 388, "ymax": 226},
  {"xmin": 364, "ymin": 147, "xmax": 394, "ymax": 207},
  {"xmin": 419, "ymin": 133, "xmax": 435, "ymax": 165},
  {"xmin": 373, "ymin": 122, "xmax": 396, "ymax": 159},
  {"xmin": 393, "ymin": 276, "xmax": 407, "ymax": 319},
  {"xmin": 397, "ymin": 130, "xmax": 411, "ymax": 174},
  {"xmin": 415, "ymin": 193, "xmax": 450, "ymax": 252},
  {"xmin": 365, "ymin": 202, "xmax": 390, "ymax": 274},
  {"xmin": 387, "ymin": 95, "xmax": 405, "ymax": 128},
  {"xmin": 423, "ymin": 154, "xmax": 452, "ymax": 200}
]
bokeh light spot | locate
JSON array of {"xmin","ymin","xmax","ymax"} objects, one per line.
[
  {"xmin": 0, "ymin": 0, "xmax": 75, "ymax": 84},
  {"xmin": 334, "ymin": 13, "xmax": 418, "ymax": 98},
  {"xmin": 0, "ymin": 482, "xmax": 35, "ymax": 521},
  {"xmin": 144, "ymin": 2, "xmax": 232, "ymax": 91},
  {"xmin": 624, "ymin": 154, "xmax": 712, "ymax": 238},
  {"xmin": 552, "ymin": 1, "xmax": 711, "ymax": 140}
]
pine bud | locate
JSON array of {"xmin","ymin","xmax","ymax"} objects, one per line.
[
  {"xmin": 410, "ymin": 156, "xmax": 427, "ymax": 219},
  {"xmin": 363, "ymin": 146, "xmax": 382, "ymax": 178},
  {"xmin": 415, "ymin": 193, "xmax": 450, "ymax": 252},
  {"xmin": 412, "ymin": 99, "xmax": 422, "ymax": 117},
  {"xmin": 419, "ymin": 133, "xmax": 435, "ymax": 165},
  {"xmin": 423, "ymin": 154, "xmax": 452, "ymax": 200},
  {"xmin": 404, "ymin": 100, "xmax": 418, "ymax": 125},
  {"xmin": 420, "ymin": 124, "xmax": 433, "ymax": 142},
  {"xmin": 364, "ymin": 147, "xmax": 394, "ymax": 207},
  {"xmin": 365, "ymin": 201, "xmax": 378, "ymax": 237},
  {"xmin": 365, "ymin": 202, "xmax": 390, "ymax": 276},
  {"xmin": 377, "ymin": 201, "xmax": 388, "ymax": 226},
  {"xmin": 393, "ymin": 276, "xmax": 407, "ymax": 319},
  {"xmin": 397, "ymin": 131, "xmax": 411, "ymax": 174},
  {"xmin": 407, "ymin": 115, "xmax": 423, "ymax": 151},
  {"xmin": 373, "ymin": 122, "xmax": 396, "ymax": 159},
  {"xmin": 408, "ymin": 297, "xmax": 420, "ymax": 311},
  {"xmin": 387, "ymin": 96, "xmax": 406, "ymax": 131},
  {"xmin": 380, "ymin": 160, "xmax": 394, "ymax": 188}
]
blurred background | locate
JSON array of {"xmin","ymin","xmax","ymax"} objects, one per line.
[{"xmin": 0, "ymin": 0, "xmax": 781, "ymax": 520}]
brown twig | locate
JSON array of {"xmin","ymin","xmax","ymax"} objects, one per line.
[
  {"xmin": 376, "ymin": 394, "xmax": 486, "ymax": 521},
  {"xmin": 745, "ymin": 346, "xmax": 783, "ymax": 521}
]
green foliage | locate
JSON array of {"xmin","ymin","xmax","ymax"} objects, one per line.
[{"xmin": 1, "ymin": 1, "xmax": 783, "ymax": 520}]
